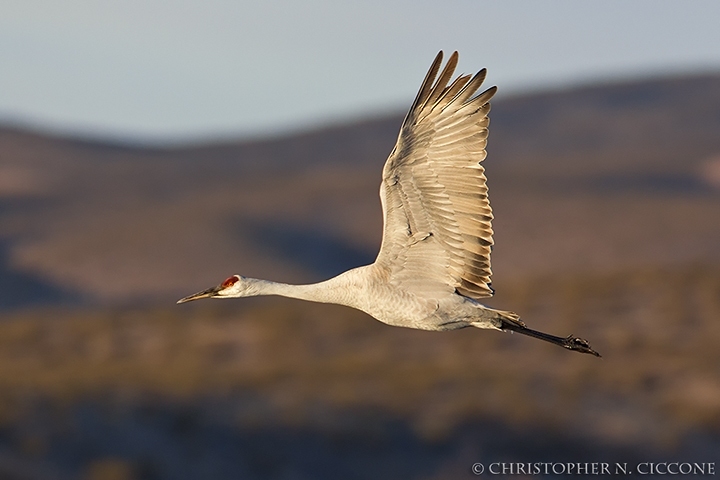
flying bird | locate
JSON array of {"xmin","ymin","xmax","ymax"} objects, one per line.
[{"xmin": 178, "ymin": 51, "xmax": 600, "ymax": 357}]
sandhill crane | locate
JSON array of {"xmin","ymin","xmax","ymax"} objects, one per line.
[{"xmin": 178, "ymin": 51, "xmax": 600, "ymax": 356}]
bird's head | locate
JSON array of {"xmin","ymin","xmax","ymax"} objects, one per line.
[{"xmin": 177, "ymin": 275, "xmax": 250, "ymax": 303}]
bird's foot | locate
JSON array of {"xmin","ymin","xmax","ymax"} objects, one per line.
[{"xmin": 561, "ymin": 335, "xmax": 601, "ymax": 357}]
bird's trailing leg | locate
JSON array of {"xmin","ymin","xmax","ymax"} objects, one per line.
[{"xmin": 500, "ymin": 317, "xmax": 601, "ymax": 357}]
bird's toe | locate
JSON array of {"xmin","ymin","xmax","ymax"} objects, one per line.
[{"xmin": 563, "ymin": 335, "xmax": 601, "ymax": 357}]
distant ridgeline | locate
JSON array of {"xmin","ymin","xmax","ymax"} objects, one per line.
[{"xmin": 0, "ymin": 72, "xmax": 719, "ymax": 309}]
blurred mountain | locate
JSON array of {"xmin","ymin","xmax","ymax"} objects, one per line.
[{"xmin": 0, "ymin": 73, "xmax": 719, "ymax": 309}]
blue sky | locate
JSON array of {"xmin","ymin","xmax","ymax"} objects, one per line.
[{"xmin": 2, "ymin": 0, "xmax": 719, "ymax": 143}]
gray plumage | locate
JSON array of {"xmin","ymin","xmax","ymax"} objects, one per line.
[{"xmin": 178, "ymin": 51, "xmax": 600, "ymax": 357}]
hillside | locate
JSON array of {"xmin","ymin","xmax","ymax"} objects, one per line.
[{"xmin": 0, "ymin": 73, "xmax": 719, "ymax": 308}]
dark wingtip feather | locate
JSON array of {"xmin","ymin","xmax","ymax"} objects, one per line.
[
  {"xmin": 483, "ymin": 85, "xmax": 498, "ymax": 102},
  {"xmin": 420, "ymin": 51, "xmax": 460, "ymax": 112},
  {"xmin": 408, "ymin": 51, "xmax": 444, "ymax": 115}
]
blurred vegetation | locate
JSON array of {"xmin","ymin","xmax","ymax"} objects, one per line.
[{"xmin": 0, "ymin": 265, "xmax": 718, "ymax": 478}]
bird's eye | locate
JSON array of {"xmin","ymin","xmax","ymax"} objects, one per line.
[{"xmin": 221, "ymin": 276, "xmax": 239, "ymax": 288}]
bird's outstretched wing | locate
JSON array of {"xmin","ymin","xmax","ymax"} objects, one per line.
[{"xmin": 375, "ymin": 51, "xmax": 497, "ymax": 300}]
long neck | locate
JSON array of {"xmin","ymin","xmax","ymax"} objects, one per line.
[{"xmin": 243, "ymin": 268, "xmax": 365, "ymax": 307}]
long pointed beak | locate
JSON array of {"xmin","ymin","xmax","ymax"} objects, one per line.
[{"xmin": 177, "ymin": 285, "xmax": 221, "ymax": 304}]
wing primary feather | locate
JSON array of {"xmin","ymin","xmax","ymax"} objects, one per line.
[
  {"xmin": 434, "ymin": 74, "xmax": 472, "ymax": 110},
  {"xmin": 467, "ymin": 86, "xmax": 497, "ymax": 108},
  {"xmin": 408, "ymin": 51, "xmax": 444, "ymax": 118},
  {"xmin": 445, "ymin": 68, "xmax": 490, "ymax": 109},
  {"xmin": 420, "ymin": 51, "xmax": 459, "ymax": 112}
]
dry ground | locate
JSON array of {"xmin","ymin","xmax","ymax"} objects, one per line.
[{"xmin": 0, "ymin": 265, "xmax": 718, "ymax": 478}]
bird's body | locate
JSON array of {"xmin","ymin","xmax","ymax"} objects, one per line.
[
  {"xmin": 179, "ymin": 52, "xmax": 600, "ymax": 356},
  {"xmin": 224, "ymin": 266, "xmax": 504, "ymax": 332}
]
